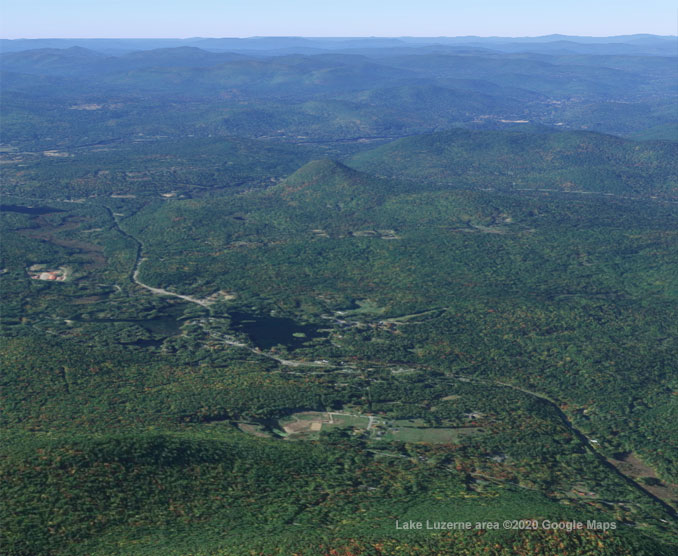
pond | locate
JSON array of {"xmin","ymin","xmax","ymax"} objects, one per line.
[
  {"xmin": 72, "ymin": 304, "xmax": 187, "ymax": 338},
  {"xmin": 0, "ymin": 204, "xmax": 64, "ymax": 215},
  {"xmin": 229, "ymin": 311, "xmax": 325, "ymax": 350}
]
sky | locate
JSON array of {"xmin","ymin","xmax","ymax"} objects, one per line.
[{"xmin": 1, "ymin": 0, "xmax": 676, "ymax": 39}]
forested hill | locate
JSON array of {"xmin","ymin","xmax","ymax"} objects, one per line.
[
  {"xmin": 348, "ymin": 128, "xmax": 678, "ymax": 197},
  {"xmin": 270, "ymin": 159, "xmax": 409, "ymax": 209},
  {"xmin": 279, "ymin": 159, "xmax": 366, "ymax": 190}
]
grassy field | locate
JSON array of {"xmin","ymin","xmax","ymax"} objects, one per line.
[
  {"xmin": 263, "ymin": 412, "xmax": 484, "ymax": 445},
  {"xmin": 380, "ymin": 426, "xmax": 482, "ymax": 443}
]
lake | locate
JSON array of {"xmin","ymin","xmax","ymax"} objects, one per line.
[
  {"xmin": 229, "ymin": 311, "xmax": 324, "ymax": 350},
  {"xmin": 0, "ymin": 204, "xmax": 64, "ymax": 215}
]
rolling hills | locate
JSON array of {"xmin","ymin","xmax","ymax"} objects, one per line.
[
  {"xmin": 2, "ymin": 36, "xmax": 678, "ymax": 556},
  {"xmin": 349, "ymin": 128, "xmax": 678, "ymax": 197}
]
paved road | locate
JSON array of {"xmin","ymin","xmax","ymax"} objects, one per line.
[{"xmin": 132, "ymin": 259, "xmax": 212, "ymax": 307}]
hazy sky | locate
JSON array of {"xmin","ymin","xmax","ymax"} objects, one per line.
[{"xmin": 2, "ymin": 0, "xmax": 676, "ymax": 39}]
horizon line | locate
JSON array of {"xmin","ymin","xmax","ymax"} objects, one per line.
[{"xmin": 2, "ymin": 33, "xmax": 677, "ymax": 41}]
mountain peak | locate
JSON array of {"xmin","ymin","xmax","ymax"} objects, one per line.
[
  {"xmin": 271, "ymin": 159, "xmax": 393, "ymax": 210},
  {"xmin": 282, "ymin": 159, "xmax": 360, "ymax": 189}
]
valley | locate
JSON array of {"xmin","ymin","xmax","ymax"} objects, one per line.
[{"xmin": 1, "ymin": 34, "xmax": 677, "ymax": 556}]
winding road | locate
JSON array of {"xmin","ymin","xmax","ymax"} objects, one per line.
[
  {"xmin": 105, "ymin": 206, "xmax": 329, "ymax": 368},
  {"xmin": 448, "ymin": 374, "xmax": 678, "ymax": 518},
  {"xmin": 132, "ymin": 258, "xmax": 212, "ymax": 307}
]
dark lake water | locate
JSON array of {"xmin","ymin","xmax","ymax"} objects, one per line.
[
  {"xmin": 74, "ymin": 305, "xmax": 324, "ymax": 351},
  {"xmin": 130, "ymin": 338, "xmax": 165, "ymax": 348},
  {"xmin": 73, "ymin": 307, "xmax": 185, "ymax": 339},
  {"xmin": 229, "ymin": 311, "xmax": 324, "ymax": 350},
  {"xmin": 0, "ymin": 204, "xmax": 64, "ymax": 215},
  {"xmin": 132, "ymin": 315, "xmax": 184, "ymax": 336}
]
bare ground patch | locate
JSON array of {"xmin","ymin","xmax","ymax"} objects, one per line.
[{"xmin": 608, "ymin": 452, "xmax": 678, "ymax": 510}]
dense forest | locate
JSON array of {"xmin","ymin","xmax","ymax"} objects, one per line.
[{"xmin": 1, "ymin": 35, "xmax": 677, "ymax": 555}]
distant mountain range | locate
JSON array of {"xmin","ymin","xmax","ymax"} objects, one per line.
[
  {"xmin": 2, "ymin": 35, "xmax": 676, "ymax": 56},
  {"xmin": 1, "ymin": 35, "xmax": 675, "ymax": 147}
]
